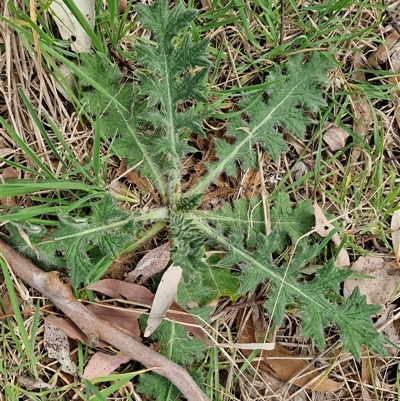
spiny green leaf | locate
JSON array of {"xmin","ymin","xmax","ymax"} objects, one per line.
[
  {"xmin": 177, "ymin": 194, "xmax": 203, "ymax": 212},
  {"xmin": 137, "ymin": 319, "xmax": 205, "ymax": 399},
  {"xmin": 6, "ymin": 221, "xmax": 65, "ymax": 270},
  {"xmin": 152, "ymin": 321, "xmax": 206, "ymax": 365},
  {"xmin": 137, "ymin": 374, "xmax": 180, "ymax": 401},
  {"xmin": 270, "ymin": 193, "xmax": 314, "ymax": 251},
  {"xmin": 202, "ymin": 195, "xmax": 265, "ymax": 248},
  {"xmin": 188, "ymin": 53, "xmax": 334, "ymax": 195},
  {"xmin": 134, "ymin": 0, "xmax": 211, "ymax": 206},
  {"xmin": 333, "ymin": 287, "xmax": 384, "ymax": 358},
  {"xmin": 201, "ymin": 264, "xmax": 240, "ymax": 303},
  {"xmin": 170, "ymin": 213, "xmax": 207, "ymax": 280},
  {"xmin": 194, "ymin": 196, "xmax": 386, "ymax": 359},
  {"xmin": 79, "ymin": 0, "xmax": 211, "ymax": 203},
  {"xmin": 135, "ymin": 0, "xmax": 197, "ymax": 48},
  {"xmin": 78, "ymin": 53, "xmax": 166, "ymax": 191},
  {"xmin": 7, "ymin": 195, "xmax": 137, "ymax": 289}
]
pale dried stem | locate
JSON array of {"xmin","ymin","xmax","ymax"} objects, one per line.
[{"xmin": 0, "ymin": 240, "xmax": 210, "ymax": 401}]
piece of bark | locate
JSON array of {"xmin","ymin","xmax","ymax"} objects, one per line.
[{"xmin": 0, "ymin": 240, "xmax": 210, "ymax": 401}]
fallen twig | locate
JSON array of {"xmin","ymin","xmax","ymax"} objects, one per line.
[{"xmin": 0, "ymin": 240, "xmax": 210, "ymax": 401}]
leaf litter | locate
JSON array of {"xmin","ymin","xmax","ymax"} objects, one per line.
[
  {"xmin": 236, "ymin": 308, "xmax": 344, "ymax": 392},
  {"xmin": 125, "ymin": 242, "xmax": 170, "ymax": 284},
  {"xmin": 144, "ymin": 264, "xmax": 183, "ymax": 337},
  {"xmin": 44, "ymin": 317, "xmax": 77, "ymax": 375}
]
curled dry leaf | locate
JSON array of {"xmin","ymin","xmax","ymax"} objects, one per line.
[
  {"xmin": 86, "ymin": 278, "xmax": 154, "ymax": 301},
  {"xmin": 368, "ymin": 30, "xmax": 400, "ymax": 69},
  {"xmin": 391, "ymin": 209, "xmax": 400, "ymax": 266},
  {"xmin": 46, "ymin": 315, "xmax": 109, "ymax": 348},
  {"xmin": 46, "ymin": 304, "xmax": 144, "ymax": 348},
  {"xmin": 323, "ymin": 125, "xmax": 349, "ymax": 151},
  {"xmin": 44, "ymin": 318, "xmax": 77, "ymax": 374},
  {"xmin": 286, "ymin": 133, "xmax": 306, "ymax": 155},
  {"xmin": 1, "ymin": 166, "xmax": 19, "ymax": 180},
  {"xmin": 83, "ymin": 351, "xmax": 131, "ymax": 379},
  {"xmin": 360, "ymin": 345, "xmax": 372, "ymax": 384},
  {"xmin": 292, "ymin": 160, "xmax": 309, "ymax": 181},
  {"xmin": 237, "ymin": 310, "xmax": 343, "ymax": 392},
  {"xmin": 351, "ymin": 95, "xmax": 373, "ymax": 138},
  {"xmin": 313, "ymin": 202, "xmax": 350, "ymax": 267},
  {"xmin": 144, "ymin": 264, "xmax": 183, "ymax": 337},
  {"xmin": 125, "ymin": 242, "xmax": 170, "ymax": 284},
  {"xmin": 49, "ymin": 0, "xmax": 95, "ymax": 53},
  {"xmin": 87, "ymin": 304, "xmax": 142, "ymax": 340},
  {"xmin": 0, "ymin": 293, "xmax": 19, "ymax": 316},
  {"xmin": 125, "ymin": 168, "xmax": 160, "ymax": 203}
]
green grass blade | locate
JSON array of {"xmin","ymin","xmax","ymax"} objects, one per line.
[
  {"xmin": 0, "ymin": 255, "xmax": 38, "ymax": 379},
  {"xmin": 0, "ymin": 117, "xmax": 56, "ymax": 179}
]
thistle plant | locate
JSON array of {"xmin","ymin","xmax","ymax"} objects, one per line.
[{"xmin": 4, "ymin": 0, "xmax": 386, "ymax": 398}]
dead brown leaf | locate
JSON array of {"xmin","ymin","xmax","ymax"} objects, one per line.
[
  {"xmin": 125, "ymin": 168, "xmax": 160, "ymax": 203},
  {"xmin": 241, "ymin": 168, "xmax": 261, "ymax": 201},
  {"xmin": 368, "ymin": 30, "xmax": 400, "ymax": 69},
  {"xmin": 104, "ymin": 259, "xmax": 125, "ymax": 280},
  {"xmin": 87, "ymin": 304, "xmax": 142, "ymax": 340},
  {"xmin": 45, "ymin": 315, "xmax": 109, "ymax": 348},
  {"xmin": 86, "ymin": 279, "xmax": 212, "ymax": 345},
  {"xmin": 323, "ymin": 125, "xmax": 349, "ymax": 151},
  {"xmin": 83, "ymin": 351, "xmax": 131, "ymax": 379},
  {"xmin": 125, "ymin": 242, "xmax": 170, "ymax": 284},
  {"xmin": 0, "ymin": 148, "xmax": 15, "ymax": 158},
  {"xmin": 46, "ymin": 304, "xmax": 144, "ymax": 347},
  {"xmin": 360, "ymin": 345, "xmax": 372, "ymax": 384},
  {"xmin": 0, "ymin": 293, "xmax": 18, "ymax": 316},
  {"xmin": 118, "ymin": 0, "xmax": 127, "ymax": 13},
  {"xmin": 237, "ymin": 309, "xmax": 343, "ymax": 392},
  {"xmin": 350, "ymin": 94, "xmax": 373, "ymax": 138},
  {"xmin": 87, "ymin": 279, "xmax": 155, "ymax": 304},
  {"xmin": 202, "ymin": 187, "xmax": 235, "ymax": 204},
  {"xmin": 44, "ymin": 317, "xmax": 77, "ymax": 374}
]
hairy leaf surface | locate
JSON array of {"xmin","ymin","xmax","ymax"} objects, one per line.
[
  {"xmin": 188, "ymin": 54, "xmax": 335, "ymax": 195},
  {"xmin": 7, "ymin": 195, "xmax": 137, "ymax": 288},
  {"xmin": 194, "ymin": 195, "xmax": 386, "ymax": 358}
]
